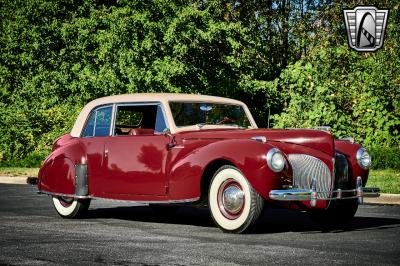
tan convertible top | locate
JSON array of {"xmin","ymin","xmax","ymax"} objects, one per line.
[{"xmin": 70, "ymin": 93, "xmax": 257, "ymax": 137}]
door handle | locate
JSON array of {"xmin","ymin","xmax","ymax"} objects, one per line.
[{"xmin": 104, "ymin": 149, "xmax": 108, "ymax": 157}]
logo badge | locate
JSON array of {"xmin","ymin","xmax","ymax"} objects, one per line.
[{"xmin": 343, "ymin": 6, "xmax": 388, "ymax": 52}]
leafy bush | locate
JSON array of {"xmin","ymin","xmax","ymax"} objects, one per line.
[
  {"xmin": 0, "ymin": 151, "xmax": 47, "ymax": 168},
  {"xmin": 271, "ymin": 44, "xmax": 399, "ymax": 148},
  {"xmin": 368, "ymin": 147, "xmax": 400, "ymax": 170},
  {"xmin": 0, "ymin": 0, "xmax": 398, "ymax": 167}
]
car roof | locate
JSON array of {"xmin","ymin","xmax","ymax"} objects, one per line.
[
  {"xmin": 83, "ymin": 93, "xmax": 245, "ymax": 106},
  {"xmin": 70, "ymin": 93, "xmax": 252, "ymax": 137}
]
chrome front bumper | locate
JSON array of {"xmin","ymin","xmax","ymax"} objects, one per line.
[{"xmin": 269, "ymin": 176, "xmax": 380, "ymax": 207}]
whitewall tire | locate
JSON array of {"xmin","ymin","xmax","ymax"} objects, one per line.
[
  {"xmin": 209, "ymin": 165, "xmax": 264, "ymax": 233},
  {"xmin": 52, "ymin": 197, "xmax": 91, "ymax": 218}
]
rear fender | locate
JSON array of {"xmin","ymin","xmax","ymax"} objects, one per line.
[
  {"xmin": 168, "ymin": 139, "xmax": 284, "ymax": 200},
  {"xmin": 38, "ymin": 139, "xmax": 87, "ymax": 195}
]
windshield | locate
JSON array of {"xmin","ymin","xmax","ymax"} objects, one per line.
[{"xmin": 170, "ymin": 102, "xmax": 252, "ymax": 128}]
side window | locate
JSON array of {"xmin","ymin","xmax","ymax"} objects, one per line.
[
  {"xmin": 114, "ymin": 104, "xmax": 168, "ymax": 135},
  {"xmin": 82, "ymin": 106, "xmax": 112, "ymax": 137},
  {"xmin": 155, "ymin": 105, "xmax": 167, "ymax": 133}
]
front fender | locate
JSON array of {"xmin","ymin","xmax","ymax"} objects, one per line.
[
  {"xmin": 335, "ymin": 140, "xmax": 369, "ymax": 186},
  {"xmin": 168, "ymin": 139, "xmax": 284, "ymax": 200}
]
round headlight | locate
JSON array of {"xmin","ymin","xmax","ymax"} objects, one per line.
[
  {"xmin": 356, "ymin": 147, "xmax": 371, "ymax": 169},
  {"xmin": 266, "ymin": 148, "xmax": 285, "ymax": 172}
]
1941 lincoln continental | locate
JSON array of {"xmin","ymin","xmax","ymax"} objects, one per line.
[{"xmin": 38, "ymin": 93, "xmax": 380, "ymax": 233}]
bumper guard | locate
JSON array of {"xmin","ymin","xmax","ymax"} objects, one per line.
[{"xmin": 269, "ymin": 176, "xmax": 380, "ymax": 207}]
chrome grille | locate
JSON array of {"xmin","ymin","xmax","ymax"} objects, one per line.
[{"xmin": 288, "ymin": 154, "xmax": 332, "ymax": 199}]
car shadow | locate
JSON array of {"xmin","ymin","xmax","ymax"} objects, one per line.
[
  {"xmin": 84, "ymin": 205, "xmax": 400, "ymax": 234},
  {"xmin": 85, "ymin": 205, "xmax": 216, "ymax": 228},
  {"xmin": 254, "ymin": 207, "xmax": 400, "ymax": 234}
]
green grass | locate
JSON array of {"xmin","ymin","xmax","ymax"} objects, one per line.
[
  {"xmin": 0, "ymin": 167, "xmax": 398, "ymax": 194},
  {"xmin": 368, "ymin": 169, "xmax": 400, "ymax": 194},
  {"xmin": 0, "ymin": 167, "xmax": 39, "ymax": 177}
]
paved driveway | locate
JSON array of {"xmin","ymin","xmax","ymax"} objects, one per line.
[{"xmin": 1, "ymin": 184, "xmax": 399, "ymax": 265}]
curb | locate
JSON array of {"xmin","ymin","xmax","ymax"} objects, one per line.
[
  {"xmin": 0, "ymin": 176, "xmax": 399, "ymax": 205},
  {"xmin": 364, "ymin": 194, "xmax": 400, "ymax": 205},
  {"xmin": 0, "ymin": 176, "xmax": 29, "ymax": 185}
]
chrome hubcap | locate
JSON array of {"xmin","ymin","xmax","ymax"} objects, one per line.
[
  {"xmin": 222, "ymin": 186, "xmax": 244, "ymax": 213},
  {"xmin": 218, "ymin": 179, "xmax": 245, "ymax": 219}
]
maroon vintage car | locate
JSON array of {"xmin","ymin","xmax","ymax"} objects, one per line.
[{"xmin": 38, "ymin": 93, "xmax": 379, "ymax": 233}]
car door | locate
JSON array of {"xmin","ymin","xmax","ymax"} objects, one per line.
[{"xmin": 102, "ymin": 103, "xmax": 170, "ymax": 196}]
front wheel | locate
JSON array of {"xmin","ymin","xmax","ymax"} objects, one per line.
[
  {"xmin": 52, "ymin": 196, "xmax": 91, "ymax": 218},
  {"xmin": 208, "ymin": 165, "xmax": 264, "ymax": 233}
]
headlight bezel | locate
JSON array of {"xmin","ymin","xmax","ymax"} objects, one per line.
[
  {"xmin": 266, "ymin": 148, "xmax": 286, "ymax": 172},
  {"xmin": 356, "ymin": 147, "xmax": 371, "ymax": 170}
]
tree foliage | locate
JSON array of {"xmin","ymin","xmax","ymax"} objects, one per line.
[{"xmin": 0, "ymin": 0, "xmax": 398, "ymax": 166}]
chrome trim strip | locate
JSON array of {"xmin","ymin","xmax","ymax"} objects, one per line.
[
  {"xmin": 90, "ymin": 196, "xmax": 200, "ymax": 204},
  {"xmin": 340, "ymin": 136, "xmax": 355, "ymax": 144},
  {"xmin": 251, "ymin": 136, "xmax": 267, "ymax": 143},
  {"xmin": 110, "ymin": 103, "xmax": 117, "ymax": 136},
  {"xmin": 38, "ymin": 191, "xmax": 91, "ymax": 199},
  {"xmin": 38, "ymin": 190, "xmax": 200, "ymax": 204}
]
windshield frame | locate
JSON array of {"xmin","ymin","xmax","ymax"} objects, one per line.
[{"xmin": 167, "ymin": 100, "xmax": 258, "ymax": 132}]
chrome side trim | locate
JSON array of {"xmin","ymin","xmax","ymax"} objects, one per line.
[
  {"xmin": 38, "ymin": 191, "xmax": 91, "ymax": 199},
  {"xmin": 90, "ymin": 196, "xmax": 200, "ymax": 204},
  {"xmin": 251, "ymin": 136, "xmax": 267, "ymax": 143},
  {"xmin": 340, "ymin": 136, "xmax": 355, "ymax": 144},
  {"xmin": 313, "ymin": 126, "xmax": 331, "ymax": 132},
  {"xmin": 38, "ymin": 190, "xmax": 200, "ymax": 204}
]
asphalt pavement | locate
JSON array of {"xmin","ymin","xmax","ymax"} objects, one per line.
[{"xmin": 1, "ymin": 184, "xmax": 399, "ymax": 265}]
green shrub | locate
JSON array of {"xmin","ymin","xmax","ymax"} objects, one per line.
[
  {"xmin": 0, "ymin": 151, "xmax": 47, "ymax": 168},
  {"xmin": 368, "ymin": 147, "xmax": 400, "ymax": 170}
]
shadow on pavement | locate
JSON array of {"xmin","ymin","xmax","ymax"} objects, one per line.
[
  {"xmin": 86, "ymin": 205, "xmax": 216, "ymax": 228},
  {"xmin": 84, "ymin": 204, "xmax": 400, "ymax": 234}
]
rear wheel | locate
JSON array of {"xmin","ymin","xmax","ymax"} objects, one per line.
[
  {"xmin": 52, "ymin": 196, "xmax": 91, "ymax": 218},
  {"xmin": 208, "ymin": 165, "xmax": 264, "ymax": 233},
  {"xmin": 308, "ymin": 199, "xmax": 358, "ymax": 228}
]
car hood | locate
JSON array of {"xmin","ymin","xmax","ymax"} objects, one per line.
[{"xmin": 176, "ymin": 128, "xmax": 335, "ymax": 156}]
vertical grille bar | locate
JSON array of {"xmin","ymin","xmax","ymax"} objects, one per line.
[{"xmin": 288, "ymin": 154, "xmax": 332, "ymax": 199}]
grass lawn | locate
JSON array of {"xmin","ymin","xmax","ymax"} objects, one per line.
[
  {"xmin": 0, "ymin": 167, "xmax": 398, "ymax": 194},
  {"xmin": 0, "ymin": 167, "xmax": 39, "ymax": 177},
  {"xmin": 367, "ymin": 169, "xmax": 400, "ymax": 194}
]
